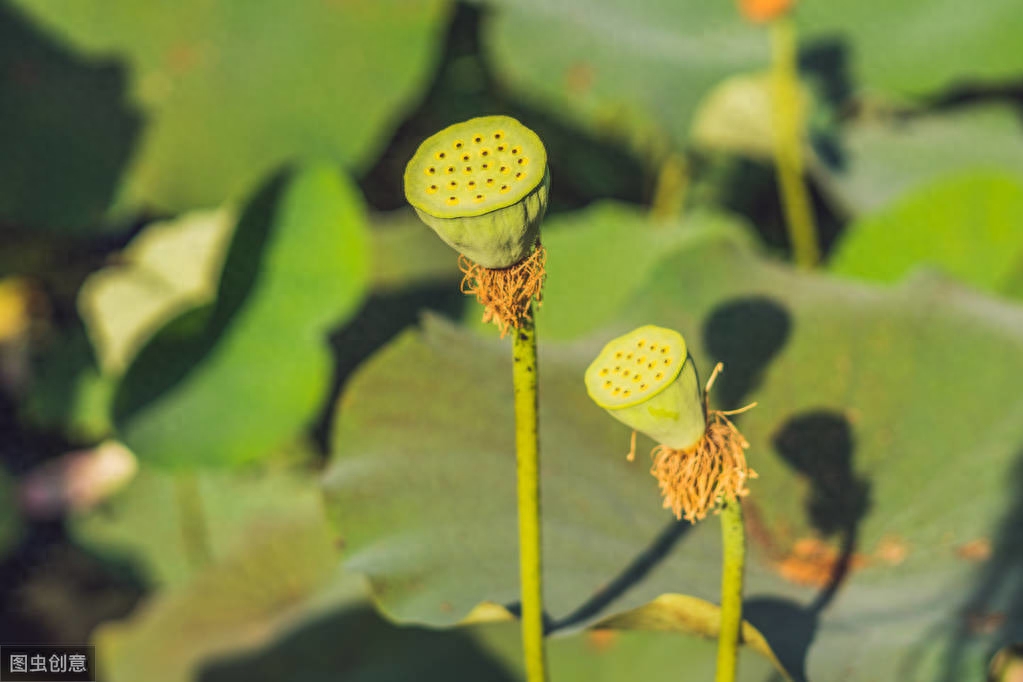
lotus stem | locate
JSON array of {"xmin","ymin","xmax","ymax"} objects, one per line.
[
  {"xmin": 512, "ymin": 311, "xmax": 548, "ymax": 682},
  {"xmin": 715, "ymin": 498, "xmax": 747, "ymax": 682},
  {"xmin": 770, "ymin": 16, "xmax": 819, "ymax": 268}
]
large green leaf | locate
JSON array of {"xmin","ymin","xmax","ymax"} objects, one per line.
[
  {"xmin": 534, "ymin": 204, "xmax": 754, "ymax": 340},
  {"xmin": 80, "ymin": 209, "xmax": 234, "ymax": 375},
  {"xmin": 324, "ymin": 231, "xmax": 1023, "ymax": 681},
  {"xmin": 72, "ymin": 457, "xmax": 326, "ymax": 587},
  {"xmin": 96, "ymin": 554, "xmax": 777, "ymax": 682},
  {"xmin": 114, "ymin": 164, "xmax": 370, "ymax": 468},
  {"xmin": 461, "ymin": 202, "xmax": 755, "ymax": 339},
  {"xmin": 10, "ymin": 0, "xmax": 447, "ymax": 214},
  {"xmin": 476, "ymin": 0, "xmax": 768, "ymax": 147},
  {"xmin": 475, "ymin": 1, "xmax": 1023, "ymax": 149},
  {"xmin": 92, "ymin": 496, "xmax": 357, "ymax": 682},
  {"xmin": 794, "ymin": 0, "xmax": 1023, "ymax": 97},
  {"xmin": 829, "ymin": 172, "xmax": 1023, "ymax": 300},
  {"xmin": 819, "ymin": 105, "xmax": 1023, "ymax": 216}
]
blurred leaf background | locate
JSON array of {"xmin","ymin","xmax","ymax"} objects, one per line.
[{"xmin": 2, "ymin": 1, "xmax": 1023, "ymax": 681}]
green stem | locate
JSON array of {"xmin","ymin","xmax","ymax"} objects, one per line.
[
  {"xmin": 174, "ymin": 473, "xmax": 212, "ymax": 570},
  {"xmin": 715, "ymin": 499, "xmax": 746, "ymax": 682},
  {"xmin": 770, "ymin": 17, "xmax": 819, "ymax": 268},
  {"xmin": 512, "ymin": 312, "xmax": 548, "ymax": 682}
]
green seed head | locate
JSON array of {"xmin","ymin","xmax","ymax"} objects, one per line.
[
  {"xmin": 585, "ymin": 325, "xmax": 706, "ymax": 449},
  {"xmin": 404, "ymin": 115, "xmax": 549, "ymax": 269}
]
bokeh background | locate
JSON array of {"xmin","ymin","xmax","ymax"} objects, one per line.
[{"xmin": 2, "ymin": 1, "xmax": 1023, "ymax": 681}]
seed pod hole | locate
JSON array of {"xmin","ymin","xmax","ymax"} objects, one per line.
[
  {"xmin": 583, "ymin": 325, "xmax": 688, "ymax": 409},
  {"xmin": 447, "ymin": 196, "xmax": 458, "ymax": 205},
  {"xmin": 404, "ymin": 115, "xmax": 549, "ymax": 221}
]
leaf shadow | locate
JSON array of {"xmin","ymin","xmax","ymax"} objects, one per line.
[
  {"xmin": 704, "ymin": 296, "xmax": 871, "ymax": 682},
  {"xmin": 0, "ymin": 1, "xmax": 141, "ymax": 234},
  {"xmin": 935, "ymin": 448, "xmax": 1023, "ymax": 682},
  {"xmin": 111, "ymin": 170, "xmax": 290, "ymax": 428},
  {"xmin": 198, "ymin": 605, "xmax": 517, "ymax": 682},
  {"xmin": 536, "ymin": 517, "xmax": 692, "ymax": 634},
  {"xmin": 746, "ymin": 410, "xmax": 871, "ymax": 682}
]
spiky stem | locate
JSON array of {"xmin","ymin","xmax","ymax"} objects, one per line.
[
  {"xmin": 512, "ymin": 312, "xmax": 548, "ymax": 682},
  {"xmin": 770, "ymin": 17, "xmax": 819, "ymax": 268},
  {"xmin": 715, "ymin": 498, "xmax": 747, "ymax": 682}
]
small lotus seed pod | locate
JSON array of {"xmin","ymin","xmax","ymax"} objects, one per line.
[
  {"xmin": 584, "ymin": 325, "xmax": 705, "ymax": 450},
  {"xmin": 404, "ymin": 115, "xmax": 550, "ymax": 269},
  {"xmin": 739, "ymin": 0, "xmax": 793, "ymax": 22}
]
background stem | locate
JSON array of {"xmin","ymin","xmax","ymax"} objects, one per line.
[
  {"xmin": 715, "ymin": 499, "xmax": 746, "ymax": 682},
  {"xmin": 174, "ymin": 472, "xmax": 212, "ymax": 570},
  {"xmin": 770, "ymin": 17, "xmax": 820, "ymax": 268},
  {"xmin": 512, "ymin": 312, "xmax": 548, "ymax": 682}
]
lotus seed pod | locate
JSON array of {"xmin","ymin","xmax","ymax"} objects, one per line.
[
  {"xmin": 584, "ymin": 325, "xmax": 706, "ymax": 450},
  {"xmin": 404, "ymin": 115, "xmax": 550, "ymax": 269}
]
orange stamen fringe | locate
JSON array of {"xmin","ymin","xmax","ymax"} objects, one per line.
[
  {"xmin": 647, "ymin": 362, "xmax": 758, "ymax": 523},
  {"xmin": 459, "ymin": 244, "xmax": 547, "ymax": 338}
]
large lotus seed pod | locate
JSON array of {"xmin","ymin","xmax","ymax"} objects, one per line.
[
  {"xmin": 404, "ymin": 115, "xmax": 549, "ymax": 269},
  {"xmin": 584, "ymin": 325, "xmax": 706, "ymax": 450}
]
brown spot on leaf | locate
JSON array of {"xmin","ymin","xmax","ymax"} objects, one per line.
[
  {"xmin": 586, "ymin": 629, "xmax": 618, "ymax": 652},
  {"xmin": 774, "ymin": 537, "xmax": 868, "ymax": 588},
  {"xmin": 966, "ymin": 610, "xmax": 1005, "ymax": 635},
  {"xmin": 874, "ymin": 535, "xmax": 909, "ymax": 565},
  {"xmin": 565, "ymin": 62, "xmax": 595, "ymax": 95},
  {"xmin": 956, "ymin": 538, "xmax": 992, "ymax": 562},
  {"xmin": 166, "ymin": 43, "xmax": 202, "ymax": 75},
  {"xmin": 440, "ymin": 601, "xmax": 454, "ymax": 613}
]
